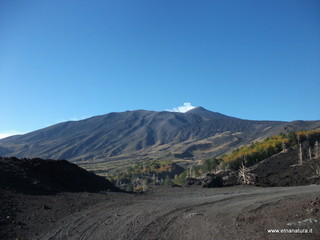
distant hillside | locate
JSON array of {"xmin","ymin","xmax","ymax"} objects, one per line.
[{"xmin": 1, "ymin": 107, "xmax": 320, "ymax": 175}]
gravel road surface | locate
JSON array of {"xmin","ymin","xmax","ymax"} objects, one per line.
[{"xmin": 32, "ymin": 185, "xmax": 320, "ymax": 240}]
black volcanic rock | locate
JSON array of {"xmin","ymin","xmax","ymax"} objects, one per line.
[
  {"xmin": 201, "ymin": 174, "xmax": 223, "ymax": 188},
  {"xmin": 185, "ymin": 178, "xmax": 202, "ymax": 186},
  {"xmin": 0, "ymin": 157, "xmax": 120, "ymax": 194},
  {"xmin": 251, "ymin": 149, "xmax": 320, "ymax": 187}
]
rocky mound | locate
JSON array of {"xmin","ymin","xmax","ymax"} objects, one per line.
[
  {"xmin": 186, "ymin": 148, "xmax": 320, "ymax": 188},
  {"xmin": 185, "ymin": 171, "xmax": 238, "ymax": 188},
  {"xmin": 0, "ymin": 157, "xmax": 120, "ymax": 194},
  {"xmin": 252, "ymin": 149, "xmax": 320, "ymax": 187}
]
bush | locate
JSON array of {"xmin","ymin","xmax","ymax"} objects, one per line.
[
  {"xmin": 174, "ymin": 170, "xmax": 187, "ymax": 185},
  {"xmin": 163, "ymin": 176, "xmax": 172, "ymax": 187},
  {"xmin": 125, "ymin": 184, "xmax": 133, "ymax": 192}
]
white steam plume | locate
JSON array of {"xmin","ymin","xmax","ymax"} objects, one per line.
[{"xmin": 167, "ymin": 102, "xmax": 196, "ymax": 113}]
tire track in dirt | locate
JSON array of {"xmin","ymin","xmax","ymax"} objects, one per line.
[
  {"xmin": 134, "ymin": 187, "xmax": 320, "ymax": 240},
  {"xmin": 38, "ymin": 202, "xmax": 132, "ymax": 240},
  {"xmin": 37, "ymin": 185, "xmax": 320, "ymax": 240},
  {"xmin": 133, "ymin": 192, "xmax": 270, "ymax": 240}
]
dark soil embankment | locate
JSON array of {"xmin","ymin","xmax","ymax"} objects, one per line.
[
  {"xmin": 0, "ymin": 157, "xmax": 120, "ymax": 194},
  {"xmin": 185, "ymin": 148, "xmax": 320, "ymax": 188},
  {"xmin": 252, "ymin": 149, "xmax": 320, "ymax": 187},
  {"xmin": 0, "ymin": 157, "xmax": 122, "ymax": 240}
]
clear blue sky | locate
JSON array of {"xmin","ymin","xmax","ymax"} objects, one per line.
[{"xmin": 1, "ymin": 0, "xmax": 320, "ymax": 138}]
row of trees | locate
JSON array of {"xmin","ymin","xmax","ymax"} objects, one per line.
[
  {"xmin": 107, "ymin": 160, "xmax": 184, "ymax": 191},
  {"xmin": 173, "ymin": 158, "xmax": 221, "ymax": 185},
  {"xmin": 121, "ymin": 175, "xmax": 173, "ymax": 192},
  {"xmin": 222, "ymin": 130, "xmax": 320, "ymax": 170},
  {"xmin": 110, "ymin": 130, "xmax": 320, "ymax": 190},
  {"xmin": 174, "ymin": 129, "xmax": 320, "ymax": 185},
  {"xmin": 222, "ymin": 135, "xmax": 289, "ymax": 170},
  {"xmin": 296, "ymin": 130, "xmax": 320, "ymax": 164}
]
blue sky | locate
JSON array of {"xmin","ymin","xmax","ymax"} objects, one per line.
[{"xmin": 1, "ymin": 0, "xmax": 320, "ymax": 138}]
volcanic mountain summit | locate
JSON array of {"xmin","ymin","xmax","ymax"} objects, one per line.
[{"xmin": 1, "ymin": 107, "xmax": 320, "ymax": 174}]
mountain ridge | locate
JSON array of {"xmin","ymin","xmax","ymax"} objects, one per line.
[{"xmin": 1, "ymin": 107, "xmax": 320, "ymax": 175}]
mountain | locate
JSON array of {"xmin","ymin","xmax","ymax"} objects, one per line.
[{"xmin": 1, "ymin": 107, "xmax": 320, "ymax": 175}]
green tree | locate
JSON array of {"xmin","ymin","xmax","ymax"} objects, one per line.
[
  {"xmin": 202, "ymin": 158, "xmax": 220, "ymax": 173},
  {"xmin": 163, "ymin": 176, "xmax": 172, "ymax": 187},
  {"xmin": 125, "ymin": 184, "xmax": 133, "ymax": 192},
  {"xmin": 174, "ymin": 170, "xmax": 187, "ymax": 185}
]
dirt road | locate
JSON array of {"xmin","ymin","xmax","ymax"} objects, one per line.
[{"xmin": 34, "ymin": 185, "xmax": 320, "ymax": 240}]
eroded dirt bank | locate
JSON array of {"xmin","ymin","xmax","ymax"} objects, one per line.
[{"xmin": 2, "ymin": 185, "xmax": 320, "ymax": 240}]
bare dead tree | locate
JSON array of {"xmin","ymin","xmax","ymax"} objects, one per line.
[
  {"xmin": 189, "ymin": 166, "xmax": 196, "ymax": 178},
  {"xmin": 187, "ymin": 166, "xmax": 192, "ymax": 178},
  {"xmin": 315, "ymin": 141, "xmax": 319, "ymax": 159},
  {"xmin": 309, "ymin": 147, "xmax": 313, "ymax": 160},
  {"xmin": 238, "ymin": 163, "xmax": 256, "ymax": 185},
  {"xmin": 116, "ymin": 179, "xmax": 120, "ymax": 187},
  {"xmin": 311, "ymin": 165, "xmax": 320, "ymax": 178},
  {"xmin": 297, "ymin": 134, "xmax": 303, "ymax": 165},
  {"xmin": 282, "ymin": 141, "xmax": 287, "ymax": 152},
  {"xmin": 142, "ymin": 179, "xmax": 148, "ymax": 192},
  {"xmin": 307, "ymin": 134, "xmax": 312, "ymax": 160},
  {"xmin": 299, "ymin": 143, "xmax": 303, "ymax": 164}
]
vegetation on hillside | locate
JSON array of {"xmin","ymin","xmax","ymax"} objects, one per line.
[
  {"xmin": 174, "ymin": 129, "xmax": 320, "ymax": 184},
  {"xmin": 107, "ymin": 160, "xmax": 184, "ymax": 191},
  {"xmin": 222, "ymin": 130, "xmax": 320, "ymax": 170},
  {"xmin": 222, "ymin": 135, "xmax": 289, "ymax": 170},
  {"xmin": 108, "ymin": 129, "xmax": 320, "ymax": 190}
]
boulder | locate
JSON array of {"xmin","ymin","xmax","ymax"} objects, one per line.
[
  {"xmin": 185, "ymin": 177, "xmax": 202, "ymax": 186},
  {"xmin": 201, "ymin": 174, "xmax": 223, "ymax": 188}
]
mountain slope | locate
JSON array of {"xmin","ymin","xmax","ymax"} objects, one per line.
[{"xmin": 1, "ymin": 107, "xmax": 320, "ymax": 174}]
